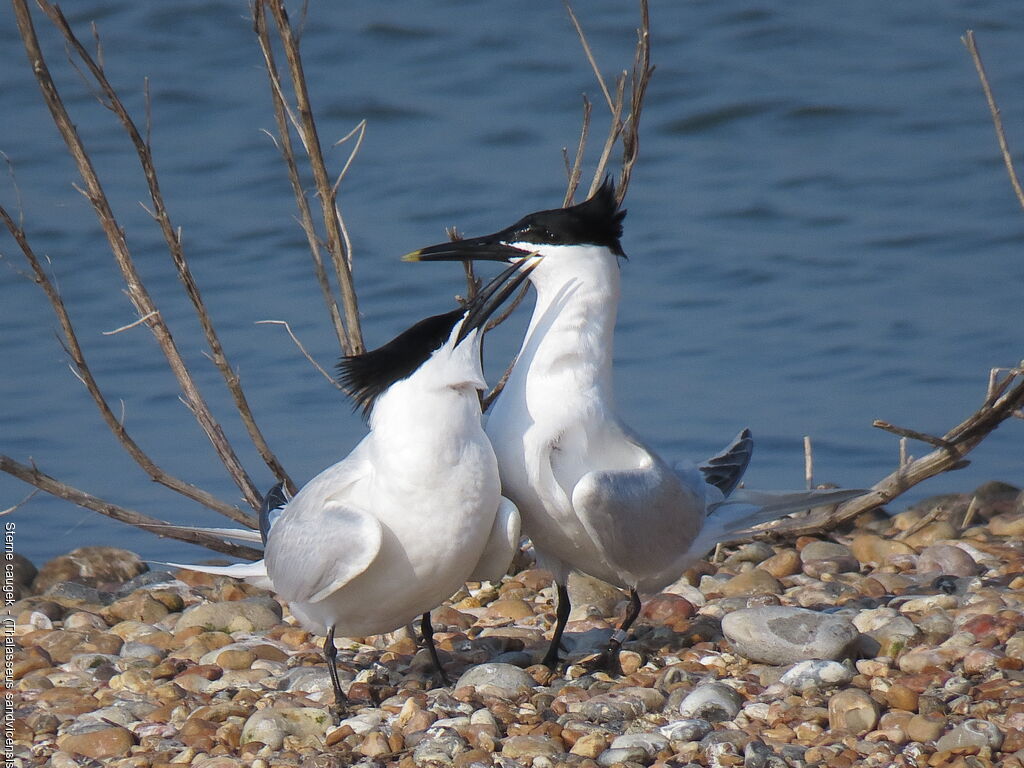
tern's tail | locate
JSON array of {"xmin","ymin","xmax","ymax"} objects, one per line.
[
  {"xmin": 694, "ymin": 486, "xmax": 867, "ymax": 555},
  {"xmin": 160, "ymin": 557, "xmax": 273, "ymax": 591}
]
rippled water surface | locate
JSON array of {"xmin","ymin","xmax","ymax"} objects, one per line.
[{"xmin": 2, "ymin": 2, "xmax": 1022, "ymax": 564}]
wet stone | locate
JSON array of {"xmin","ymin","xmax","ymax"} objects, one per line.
[
  {"xmin": 678, "ymin": 682, "xmax": 742, "ymax": 722},
  {"xmin": 660, "ymin": 718, "xmax": 712, "ymax": 744},
  {"xmin": 176, "ymin": 598, "xmax": 282, "ymax": 633},
  {"xmin": 917, "ymin": 544, "xmax": 980, "ymax": 577},
  {"xmin": 609, "ymin": 732, "xmax": 669, "ymax": 758},
  {"xmin": 827, "ymin": 689, "xmax": 880, "ymax": 735},
  {"xmin": 56, "ymin": 725, "xmax": 136, "ymax": 760},
  {"xmin": 456, "ymin": 662, "xmax": 536, "ymax": 695},
  {"xmin": 718, "ymin": 569, "xmax": 783, "ymax": 598},
  {"xmin": 934, "ymin": 718, "xmax": 1003, "ymax": 752},
  {"xmin": 779, "ymin": 660, "xmax": 853, "ymax": 691},
  {"xmin": 722, "ymin": 606, "xmax": 859, "ymax": 665},
  {"xmin": 567, "ymin": 572, "xmax": 625, "ymax": 621},
  {"xmin": 415, "ymin": 726, "xmax": 470, "ymax": 765}
]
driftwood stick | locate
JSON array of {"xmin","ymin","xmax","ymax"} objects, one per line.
[
  {"xmin": 36, "ymin": 0, "xmax": 294, "ymax": 498},
  {"xmin": 872, "ymin": 420, "xmax": 953, "ymax": 450},
  {"xmin": 12, "ymin": 0, "xmax": 263, "ymax": 517},
  {"xmin": 0, "ymin": 455, "xmax": 262, "ymax": 560},
  {"xmin": 722, "ymin": 369, "xmax": 1024, "ymax": 544}
]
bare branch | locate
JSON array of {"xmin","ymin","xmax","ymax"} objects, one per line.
[
  {"xmin": 589, "ymin": 74, "xmax": 627, "ymax": 197},
  {"xmin": 102, "ymin": 310, "xmax": 158, "ymax": 336},
  {"xmin": 963, "ymin": 30, "xmax": 1024, "ymax": 211},
  {"xmin": 803, "ymin": 435, "xmax": 813, "ymax": 490},
  {"xmin": 563, "ymin": 1, "xmax": 614, "ymax": 113},
  {"xmin": 616, "ymin": 0, "xmax": 653, "ymax": 205},
  {"xmin": 725, "ymin": 367, "xmax": 1024, "ymax": 543},
  {"xmin": 563, "ymin": 96, "xmax": 592, "ymax": 206},
  {"xmin": 253, "ymin": 1, "xmax": 350, "ymax": 357},
  {"xmin": 331, "ymin": 119, "xmax": 367, "ymax": 198},
  {"xmin": 38, "ymin": 0, "xmax": 294, "ymax": 496},
  {"xmin": 1, "ymin": 489, "xmax": 37, "ymax": 518},
  {"xmin": 0, "ymin": 454, "xmax": 262, "ymax": 560},
  {"xmin": 1, "ymin": 204, "xmax": 254, "ymax": 526},
  {"xmin": 256, "ymin": 319, "xmax": 343, "ymax": 389},
  {"xmin": 261, "ymin": 0, "xmax": 364, "ymax": 355},
  {"xmin": 15, "ymin": 0, "xmax": 270, "ymax": 511},
  {"xmin": 872, "ymin": 419, "xmax": 954, "ymax": 450}
]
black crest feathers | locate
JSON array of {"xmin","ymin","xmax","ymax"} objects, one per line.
[
  {"xmin": 502, "ymin": 176, "xmax": 626, "ymax": 257},
  {"xmin": 337, "ymin": 309, "xmax": 463, "ymax": 418}
]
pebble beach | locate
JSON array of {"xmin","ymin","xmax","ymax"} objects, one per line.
[{"xmin": 6, "ymin": 481, "xmax": 1024, "ymax": 768}]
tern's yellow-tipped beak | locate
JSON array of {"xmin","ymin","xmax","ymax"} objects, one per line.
[{"xmin": 401, "ymin": 250, "xmax": 423, "ymax": 262}]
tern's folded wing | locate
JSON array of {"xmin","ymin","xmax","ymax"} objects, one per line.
[
  {"xmin": 265, "ymin": 500, "xmax": 383, "ymax": 605},
  {"xmin": 571, "ymin": 455, "xmax": 703, "ymax": 587}
]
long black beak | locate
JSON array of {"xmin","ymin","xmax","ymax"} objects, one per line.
[
  {"xmin": 403, "ymin": 232, "xmax": 528, "ymax": 263},
  {"xmin": 455, "ymin": 259, "xmax": 539, "ymax": 344}
]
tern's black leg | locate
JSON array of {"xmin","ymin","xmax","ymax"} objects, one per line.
[
  {"xmin": 591, "ymin": 588, "xmax": 642, "ymax": 675},
  {"xmin": 541, "ymin": 582, "xmax": 571, "ymax": 669},
  {"xmin": 420, "ymin": 611, "xmax": 451, "ymax": 686},
  {"xmin": 324, "ymin": 625, "xmax": 348, "ymax": 720}
]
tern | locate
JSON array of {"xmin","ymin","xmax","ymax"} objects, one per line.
[
  {"xmin": 168, "ymin": 261, "xmax": 535, "ymax": 714},
  {"xmin": 404, "ymin": 179, "xmax": 865, "ymax": 670}
]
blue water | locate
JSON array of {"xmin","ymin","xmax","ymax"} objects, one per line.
[{"xmin": 2, "ymin": 2, "xmax": 1022, "ymax": 567}]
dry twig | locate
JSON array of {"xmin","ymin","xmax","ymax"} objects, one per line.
[
  {"xmin": 253, "ymin": 1, "xmax": 351, "ymax": 356},
  {"xmin": 963, "ymin": 30, "xmax": 1024, "ymax": 211},
  {"xmin": 0, "ymin": 204, "xmax": 252, "ymax": 526},
  {"xmin": 723, "ymin": 366, "xmax": 1024, "ymax": 544},
  {"xmin": 12, "ymin": 0, "xmax": 265, "ymax": 517},
  {"xmin": 259, "ymin": 0, "xmax": 364, "ymax": 356},
  {"xmin": 0, "ymin": 455, "xmax": 261, "ymax": 560}
]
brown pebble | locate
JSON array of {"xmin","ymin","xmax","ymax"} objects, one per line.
[
  {"xmin": 12, "ymin": 646, "xmax": 52, "ymax": 679},
  {"xmin": 101, "ymin": 592, "xmax": 170, "ymax": 624},
  {"xmin": 758, "ymin": 548, "xmax": 802, "ymax": 578},
  {"xmin": 216, "ymin": 648, "xmax": 256, "ymax": 670},
  {"xmin": 884, "ymin": 683, "xmax": 919, "ymax": 712},
  {"xmin": 906, "ymin": 713, "xmax": 947, "ymax": 742},
  {"xmin": 501, "ymin": 733, "xmax": 565, "ymax": 760},
  {"xmin": 454, "ymin": 748, "xmax": 495, "ymax": 768},
  {"xmin": 719, "ymin": 568, "xmax": 783, "ymax": 597},
  {"xmin": 358, "ymin": 731, "xmax": 391, "ymax": 758},
  {"xmin": 57, "ymin": 725, "xmax": 135, "ymax": 760},
  {"xmin": 570, "ymin": 732, "xmax": 609, "ymax": 758},
  {"xmin": 828, "ymin": 688, "xmax": 880, "ymax": 735},
  {"xmin": 483, "ymin": 599, "xmax": 535, "ymax": 620},
  {"xmin": 849, "ymin": 534, "xmax": 915, "ymax": 566},
  {"xmin": 176, "ymin": 663, "xmax": 223, "ymax": 681},
  {"xmin": 639, "ymin": 593, "xmax": 695, "ymax": 630},
  {"xmin": 180, "ymin": 718, "xmax": 219, "ymax": 750}
]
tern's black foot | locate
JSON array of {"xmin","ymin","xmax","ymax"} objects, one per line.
[
  {"xmin": 540, "ymin": 648, "xmax": 562, "ymax": 671},
  {"xmin": 579, "ymin": 647, "xmax": 623, "ymax": 676},
  {"xmin": 330, "ymin": 700, "xmax": 348, "ymax": 724},
  {"xmin": 434, "ymin": 664, "xmax": 451, "ymax": 688}
]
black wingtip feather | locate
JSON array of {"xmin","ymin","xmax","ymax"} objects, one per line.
[
  {"xmin": 337, "ymin": 309, "xmax": 464, "ymax": 419},
  {"xmin": 699, "ymin": 428, "xmax": 754, "ymax": 496}
]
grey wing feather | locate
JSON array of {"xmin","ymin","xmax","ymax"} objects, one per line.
[
  {"xmin": 265, "ymin": 499, "xmax": 382, "ymax": 604},
  {"xmin": 572, "ymin": 455, "xmax": 703, "ymax": 586}
]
